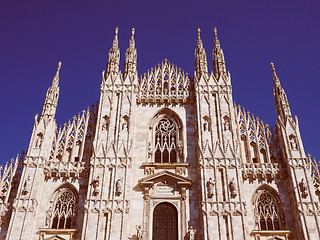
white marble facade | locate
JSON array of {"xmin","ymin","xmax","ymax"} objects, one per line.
[{"xmin": 0, "ymin": 28, "xmax": 319, "ymax": 240}]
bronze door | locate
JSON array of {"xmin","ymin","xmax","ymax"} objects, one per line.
[{"xmin": 152, "ymin": 202, "xmax": 178, "ymax": 240}]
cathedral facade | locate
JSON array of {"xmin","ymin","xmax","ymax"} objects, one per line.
[{"xmin": 0, "ymin": 27, "xmax": 319, "ymax": 240}]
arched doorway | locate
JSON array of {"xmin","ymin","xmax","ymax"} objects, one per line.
[{"xmin": 152, "ymin": 202, "xmax": 178, "ymax": 240}]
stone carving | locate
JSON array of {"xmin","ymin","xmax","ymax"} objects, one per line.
[
  {"xmin": 299, "ymin": 178, "xmax": 308, "ymax": 198},
  {"xmin": 147, "ymin": 142, "xmax": 152, "ymax": 159},
  {"xmin": 207, "ymin": 178, "xmax": 215, "ymax": 198},
  {"xmin": 116, "ymin": 178, "xmax": 123, "ymax": 196},
  {"xmin": 223, "ymin": 116, "xmax": 230, "ymax": 131},
  {"xmin": 145, "ymin": 167, "xmax": 154, "ymax": 175},
  {"xmin": 92, "ymin": 176, "xmax": 100, "ymax": 196},
  {"xmin": 121, "ymin": 115, "xmax": 129, "ymax": 131},
  {"xmin": 35, "ymin": 133, "xmax": 43, "ymax": 148},
  {"xmin": 0, "ymin": 182, "xmax": 8, "ymax": 203},
  {"xmin": 289, "ymin": 135, "xmax": 297, "ymax": 150},
  {"xmin": 102, "ymin": 115, "xmax": 110, "ymax": 130},
  {"xmin": 136, "ymin": 225, "xmax": 143, "ymax": 240},
  {"xmin": 229, "ymin": 178, "xmax": 237, "ymax": 198},
  {"xmin": 188, "ymin": 226, "xmax": 197, "ymax": 240},
  {"xmin": 177, "ymin": 140, "xmax": 183, "ymax": 158},
  {"xmin": 22, "ymin": 175, "xmax": 31, "ymax": 195}
]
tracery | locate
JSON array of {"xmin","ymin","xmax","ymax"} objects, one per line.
[
  {"xmin": 51, "ymin": 189, "xmax": 76, "ymax": 229},
  {"xmin": 154, "ymin": 118, "xmax": 178, "ymax": 163},
  {"xmin": 256, "ymin": 191, "xmax": 280, "ymax": 231}
]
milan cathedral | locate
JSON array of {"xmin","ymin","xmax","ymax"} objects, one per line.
[{"xmin": 0, "ymin": 27, "xmax": 319, "ymax": 240}]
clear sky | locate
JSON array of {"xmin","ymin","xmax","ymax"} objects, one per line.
[{"xmin": 0, "ymin": 0, "xmax": 319, "ymax": 164}]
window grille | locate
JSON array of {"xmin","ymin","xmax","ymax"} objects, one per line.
[
  {"xmin": 51, "ymin": 189, "xmax": 76, "ymax": 229},
  {"xmin": 256, "ymin": 191, "xmax": 280, "ymax": 231},
  {"xmin": 154, "ymin": 118, "xmax": 178, "ymax": 163}
]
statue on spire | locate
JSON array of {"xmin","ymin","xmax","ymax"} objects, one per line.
[
  {"xmin": 212, "ymin": 27, "xmax": 227, "ymax": 80},
  {"xmin": 124, "ymin": 28, "xmax": 137, "ymax": 79},
  {"xmin": 195, "ymin": 28, "xmax": 208, "ymax": 79}
]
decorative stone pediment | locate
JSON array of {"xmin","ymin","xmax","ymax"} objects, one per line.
[
  {"xmin": 139, "ymin": 170, "xmax": 192, "ymax": 200},
  {"xmin": 139, "ymin": 170, "xmax": 192, "ymax": 187}
]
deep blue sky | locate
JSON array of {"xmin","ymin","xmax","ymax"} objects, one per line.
[{"xmin": 0, "ymin": 1, "xmax": 319, "ymax": 164}]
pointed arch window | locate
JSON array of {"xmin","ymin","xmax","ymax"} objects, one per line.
[
  {"xmin": 255, "ymin": 191, "xmax": 281, "ymax": 231},
  {"xmin": 51, "ymin": 189, "xmax": 76, "ymax": 229},
  {"xmin": 154, "ymin": 118, "xmax": 179, "ymax": 163}
]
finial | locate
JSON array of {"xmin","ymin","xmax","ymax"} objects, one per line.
[
  {"xmin": 115, "ymin": 27, "xmax": 119, "ymax": 36},
  {"xmin": 131, "ymin": 28, "xmax": 135, "ymax": 38},
  {"xmin": 197, "ymin": 28, "xmax": 201, "ymax": 38}
]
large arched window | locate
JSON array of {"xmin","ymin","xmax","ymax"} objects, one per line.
[
  {"xmin": 254, "ymin": 189, "xmax": 284, "ymax": 231},
  {"xmin": 154, "ymin": 118, "xmax": 179, "ymax": 163},
  {"xmin": 51, "ymin": 188, "xmax": 76, "ymax": 229},
  {"xmin": 153, "ymin": 202, "xmax": 178, "ymax": 240}
]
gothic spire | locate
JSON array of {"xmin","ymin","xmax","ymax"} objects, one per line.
[
  {"xmin": 195, "ymin": 28, "xmax": 208, "ymax": 79},
  {"xmin": 271, "ymin": 62, "xmax": 292, "ymax": 121},
  {"xmin": 41, "ymin": 61, "xmax": 61, "ymax": 119},
  {"xmin": 105, "ymin": 27, "xmax": 120, "ymax": 77},
  {"xmin": 212, "ymin": 27, "xmax": 227, "ymax": 79},
  {"xmin": 124, "ymin": 28, "xmax": 137, "ymax": 78}
]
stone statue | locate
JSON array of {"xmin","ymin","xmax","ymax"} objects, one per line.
[
  {"xmin": 299, "ymin": 178, "xmax": 308, "ymax": 198},
  {"xmin": 224, "ymin": 117, "xmax": 230, "ymax": 131},
  {"xmin": 136, "ymin": 225, "xmax": 142, "ymax": 240},
  {"xmin": 35, "ymin": 133, "xmax": 43, "ymax": 148},
  {"xmin": 290, "ymin": 136, "xmax": 297, "ymax": 150},
  {"xmin": 229, "ymin": 178, "xmax": 237, "ymax": 198},
  {"xmin": 102, "ymin": 115, "xmax": 109, "ymax": 130},
  {"xmin": 207, "ymin": 178, "xmax": 215, "ymax": 198},
  {"xmin": 188, "ymin": 226, "xmax": 196, "ymax": 240},
  {"xmin": 22, "ymin": 175, "xmax": 31, "ymax": 195},
  {"xmin": 116, "ymin": 178, "xmax": 123, "ymax": 195},
  {"xmin": 92, "ymin": 176, "xmax": 100, "ymax": 196}
]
